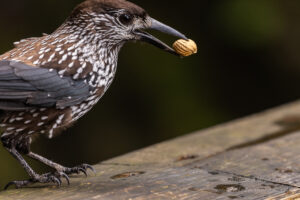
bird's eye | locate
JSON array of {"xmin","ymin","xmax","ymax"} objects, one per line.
[{"xmin": 119, "ymin": 14, "xmax": 133, "ymax": 25}]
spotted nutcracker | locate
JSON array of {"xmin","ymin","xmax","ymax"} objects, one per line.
[{"xmin": 0, "ymin": 0, "xmax": 188, "ymax": 189}]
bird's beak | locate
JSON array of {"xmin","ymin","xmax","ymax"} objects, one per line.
[{"xmin": 134, "ymin": 18, "xmax": 188, "ymax": 56}]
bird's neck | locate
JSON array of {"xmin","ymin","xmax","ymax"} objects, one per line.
[
  {"xmin": 43, "ymin": 22, "xmax": 124, "ymax": 86},
  {"xmin": 53, "ymin": 21, "xmax": 124, "ymax": 55}
]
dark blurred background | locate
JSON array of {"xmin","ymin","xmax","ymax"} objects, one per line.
[{"xmin": 0, "ymin": 0, "xmax": 300, "ymax": 186}]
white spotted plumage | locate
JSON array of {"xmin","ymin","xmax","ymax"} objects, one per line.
[
  {"xmin": 0, "ymin": 9, "xmax": 134, "ymax": 140},
  {"xmin": 0, "ymin": 0, "xmax": 155, "ymax": 187}
]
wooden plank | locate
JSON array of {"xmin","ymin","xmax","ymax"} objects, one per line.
[
  {"xmin": 0, "ymin": 163, "xmax": 294, "ymax": 200},
  {"xmin": 266, "ymin": 191, "xmax": 300, "ymax": 200},
  {"xmin": 1, "ymin": 101, "xmax": 300, "ymax": 199},
  {"xmin": 105, "ymin": 101, "xmax": 300, "ymax": 166},
  {"xmin": 193, "ymin": 132, "xmax": 300, "ymax": 188}
]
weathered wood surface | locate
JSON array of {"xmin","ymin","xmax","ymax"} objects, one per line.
[{"xmin": 1, "ymin": 101, "xmax": 300, "ymax": 200}]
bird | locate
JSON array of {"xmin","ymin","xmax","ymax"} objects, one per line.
[{"xmin": 0, "ymin": 0, "xmax": 187, "ymax": 189}]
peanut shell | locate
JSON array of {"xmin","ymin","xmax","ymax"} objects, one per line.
[{"xmin": 173, "ymin": 39, "xmax": 197, "ymax": 57}]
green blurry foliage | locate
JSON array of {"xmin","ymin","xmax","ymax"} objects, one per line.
[{"xmin": 215, "ymin": 0, "xmax": 284, "ymax": 47}]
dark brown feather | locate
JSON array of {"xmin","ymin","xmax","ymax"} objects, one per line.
[{"xmin": 70, "ymin": 0, "xmax": 147, "ymax": 19}]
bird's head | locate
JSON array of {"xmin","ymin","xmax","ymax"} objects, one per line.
[{"xmin": 68, "ymin": 0, "xmax": 187, "ymax": 55}]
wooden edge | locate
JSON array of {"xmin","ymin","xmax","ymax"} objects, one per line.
[
  {"xmin": 266, "ymin": 189, "xmax": 300, "ymax": 200},
  {"xmin": 104, "ymin": 100, "xmax": 300, "ymax": 166}
]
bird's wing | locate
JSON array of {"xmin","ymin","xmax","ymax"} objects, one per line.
[{"xmin": 0, "ymin": 60, "xmax": 91, "ymax": 111}]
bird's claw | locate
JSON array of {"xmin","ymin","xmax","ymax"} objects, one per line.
[
  {"xmin": 64, "ymin": 164, "xmax": 95, "ymax": 176},
  {"xmin": 44, "ymin": 171, "xmax": 71, "ymax": 186},
  {"xmin": 4, "ymin": 172, "xmax": 71, "ymax": 190},
  {"xmin": 60, "ymin": 172, "xmax": 70, "ymax": 185},
  {"xmin": 4, "ymin": 180, "xmax": 31, "ymax": 190},
  {"xmin": 4, "ymin": 165, "xmax": 93, "ymax": 189}
]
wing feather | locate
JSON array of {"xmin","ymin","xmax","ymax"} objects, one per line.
[{"xmin": 0, "ymin": 60, "xmax": 91, "ymax": 110}]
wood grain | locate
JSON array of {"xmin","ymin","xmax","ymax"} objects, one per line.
[{"xmin": 1, "ymin": 101, "xmax": 300, "ymax": 200}]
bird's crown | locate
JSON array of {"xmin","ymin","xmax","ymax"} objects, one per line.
[{"xmin": 71, "ymin": 0, "xmax": 147, "ymax": 19}]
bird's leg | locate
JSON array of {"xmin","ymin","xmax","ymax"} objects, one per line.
[
  {"xmin": 3, "ymin": 146, "xmax": 66, "ymax": 189},
  {"xmin": 27, "ymin": 152, "xmax": 95, "ymax": 176},
  {"xmin": 2, "ymin": 136, "xmax": 68, "ymax": 189},
  {"xmin": 4, "ymin": 147, "xmax": 38, "ymax": 188}
]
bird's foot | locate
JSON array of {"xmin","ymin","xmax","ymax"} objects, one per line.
[
  {"xmin": 4, "ymin": 164, "xmax": 95, "ymax": 189},
  {"xmin": 4, "ymin": 171, "xmax": 70, "ymax": 190},
  {"xmin": 63, "ymin": 164, "xmax": 95, "ymax": 176}
]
